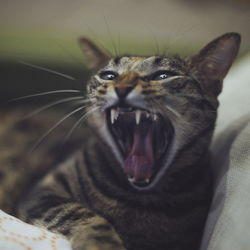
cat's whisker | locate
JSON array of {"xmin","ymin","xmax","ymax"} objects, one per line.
[
  {"xmin": 8, "ymin": 90, "xmax": 82, "ymax": 103},
  {"xmin": 152, "ymin": 100, "xmax": 202, "ymax": 129},
  {"xmin": 62, "ymin": 105, "xmax": 100, "ymax": 145},
  {"xmin": 147, "ymin": 28, "xmax": 160, "ymax": 55},
  {"xmin": 150, "ymin": 99, "xmax": 182, "ymax": 119},
  {"xmin": 117, "ymin": 32, "xmax": 121, "ymax": 55},
  {"xmin": 52, "ymin": 39, "xmax": 86, "ymax": 70},
  {"xmin": 70, "ymin": 98, "xmax": 94, "ymax": 107},
  {"xmin": 103, "ymin": 16, "xmax": 118, "ymax": 56},
  {"xmin": 18, "ymin": 61, "xmax": 77, "ymax": 80},
  {"xmin": 23, "ymin": 96, "xmax": 88, "ymax": 120},
  {"xmin": 86, "ymin": 26, "xmax": 113, "ymax": 56},
  {"xmin": 29, "ymin": 106, "xmax": 86, "ymax": 153},
  {"xmin": 164, "ymin": 105, "xmax": 181, "ymax": 118}
]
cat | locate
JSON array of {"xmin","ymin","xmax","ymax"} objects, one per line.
[{"xmin": 0, "ymin": 32, "xmax": 240, "ymax": 250}]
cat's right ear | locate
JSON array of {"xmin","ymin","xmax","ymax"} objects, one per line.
[
  {"xmin": 187, "ymin": 32, "xmax": 241, "ymax": 96},
  {"xmin": 78, "ymin": 37, "xmax": 110, "ymax": 71}
]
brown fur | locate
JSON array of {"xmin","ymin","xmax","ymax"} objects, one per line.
[{"xmin": 0, "ymin": 33, "xmax": 240, "ymax": 250}]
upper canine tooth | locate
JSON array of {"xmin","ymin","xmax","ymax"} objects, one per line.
[
  {"xmin": 114, "ymin": 109, "xmax": 119, "ymax": 120},
  {"xmin": 111, "ymin": 109, "xmax": 115, "ymax": 124},
  {"xmin": 135, "ymin": 110, "xmax": 141, "ymax": 125},
  {"xmin": 153, "ymin": 114, "xmax": 157, "ymax": 121},
  {"xmin": 146, "ymin": 112, "xmax": 150, "ymax": 118}
]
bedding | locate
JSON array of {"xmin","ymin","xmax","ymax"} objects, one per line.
[
  {"xmin": 0, "ymin": 209, "xmax": 71, "ymax": 250},
  {"xmin": 201, "ymin": 54, "xmax": 250, "ymax": 250}
]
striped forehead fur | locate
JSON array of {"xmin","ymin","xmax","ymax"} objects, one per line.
[{"xmin": 101, "ymin": 55, "xmax": 186, "ymax": 75}]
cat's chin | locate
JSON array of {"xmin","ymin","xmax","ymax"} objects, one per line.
[{"xmin": 106, "ymin": 106, "xmax": 174, "ymax": 190}]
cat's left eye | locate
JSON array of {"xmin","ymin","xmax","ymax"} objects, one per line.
[
  {"xmin": 99, "ymin": 71, "xmax": 118, "ymax": 81},
  {"xmin": 150, "ymin": 70, "xmax": 176, "ymax": 81}
]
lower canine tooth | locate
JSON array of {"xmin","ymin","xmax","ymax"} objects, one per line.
[
  {"xmin": 145, "ymin": 178, "xmax": 150, "ymax": 183},
  {"xmin": 128, "ymin": 177, "xmax": 135, "ymax": 183},
  {"xmin": 135, "ymin": 110, "xmax": 141, "ymax": 125}
]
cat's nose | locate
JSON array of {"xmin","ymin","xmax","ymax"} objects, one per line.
[{"xmin": 115, "ymin": 84, "xmax": 134, "ymax": 99}]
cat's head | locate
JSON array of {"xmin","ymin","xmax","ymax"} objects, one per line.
[{"xmin": 79, "ymin": 33, "xmax": 240, "ymax": 190}]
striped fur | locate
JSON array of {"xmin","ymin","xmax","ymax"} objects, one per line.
[{"xmin": 0, "ymin": 33, "xmax": 240, "ymax": 250}]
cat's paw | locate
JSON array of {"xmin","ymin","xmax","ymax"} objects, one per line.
[
  {"xmin": 71, "ymin": 233, "xmax": 125, "ymax": 250},
  {"xmin": 72, "ymin": 238, "xmax": 125, "ymax": 250},
  {"xmin": 71, "ymin": 223, "xmax": 126, "ymax": 250}
]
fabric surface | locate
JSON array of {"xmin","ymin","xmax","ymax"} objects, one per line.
[
  {"xmin": 200, "ymin": 53, "xmax": 250, "ymax": 250},
  {"xmin": 215, "ymin": 53, "xmax": 250, "ymax": 136},
  {"xmin": 201, "ymin": 116, "xmax": 250, "ymax": 250},
  {"xmin": 0, "ymin": 209, "xmax": 72, "ymax": 250}
]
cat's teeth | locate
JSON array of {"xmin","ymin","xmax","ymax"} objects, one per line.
[
  {"xmin": 153, "ymin": 113, "xmax": 157, "ymax": 121},
  {"xmin": 146, "ymin": 112, "xmax": 150, "ymax": 118},
  {"xmin": 135, "ymin": 110, "xmax": 141, "ymax": 125},
  {"xmin": 111, "ymin": 109, "xmax": 115, "ymax": 124},
  {"xmin": 128, "ymin": 176, "xmax": 135, "ymax": 183},
  {"xmin": 114, "ymin": 109, "xmax": 119, "ymax": 120},
  {"xmin": 128, "ymin": 176, "xmax": 150, "ymax": 184},
  {"xmin": 111, "ymin": 109, "xmax": 119, "ymax": 124}
]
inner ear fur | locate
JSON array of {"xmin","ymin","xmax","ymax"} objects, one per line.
[
  {"xmin": 187, "ymin": 32, "xmax": 241, "ymax": 96},
  {"xmin": 78, "ymin": 37, "xmax": 110, "ymax": 71}
]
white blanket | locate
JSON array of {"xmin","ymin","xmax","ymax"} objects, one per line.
[
  {"xmin": 201, "ymin": 54, "xmax": 250, "ymax": 250},
  {"xmin": 0, "ymin": 209, "xmax": 71, "ymax": 250}
]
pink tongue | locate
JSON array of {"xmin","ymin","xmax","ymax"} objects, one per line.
[{"xmin": 124, "ymin": 127, "xmax": 154, "ymax": 180}]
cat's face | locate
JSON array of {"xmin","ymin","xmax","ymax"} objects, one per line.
[{"xmin": 80, "ymin": 33, "xmax": 240, "ymax": 190}]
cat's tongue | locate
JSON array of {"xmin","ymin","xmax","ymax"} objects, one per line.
[{"xmin": 124, "ymin": 126, "xmax": 154, "ymax": 180}]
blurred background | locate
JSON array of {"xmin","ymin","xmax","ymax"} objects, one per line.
[{"xmin": 0, "ymin": 0, "xmax": 249, "ymax": 106}]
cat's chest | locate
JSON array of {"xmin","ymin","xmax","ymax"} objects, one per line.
[{"xmin": 89, "ymin": 195, "xmax": 199, "ymax": 250}]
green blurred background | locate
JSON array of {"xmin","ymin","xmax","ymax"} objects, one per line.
[{"xmin": 0, "ymin": 0, "xmax": 249, "ymax": 105}]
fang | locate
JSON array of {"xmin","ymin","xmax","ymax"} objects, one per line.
[
  {"xmin": 128, "ymin": 176, "xmax": 135, "ymax": 183},
  {"xmin": 111, "ymin": 109, "xmax": 119, "ymax": 124},
  {"xmin": 135, "ymin": 110, "xmax": 141, "ymax": 125}
]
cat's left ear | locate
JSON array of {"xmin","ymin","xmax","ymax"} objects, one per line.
[
  {"xmin": 187, "ymin": 32, "xmax": 241, "ymax": 96},
  {"xmin": 78, "ymin": 37, "xmax": 110, "ymax": 71}
]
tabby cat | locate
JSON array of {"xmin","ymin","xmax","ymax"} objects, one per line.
[{"xmin": 0, "ymin": 32, "xmax": 240, "ymax": 250}]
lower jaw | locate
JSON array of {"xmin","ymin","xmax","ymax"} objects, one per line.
[
  {"xmin": 124, "ymin": 154, "xmax": 168, "ymax": 189},
  {"xmin": 115, "ymin": 143, "xmax": 170, "ymax": 190}
]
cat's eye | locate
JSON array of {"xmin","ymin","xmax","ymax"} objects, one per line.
[
  {"xmin": 99, "ymin": 71, "xmax": 118, "ymax": 81},
  {"xmin": 149, "ymin": 70, "xmax": 176, "ymax": 81}
]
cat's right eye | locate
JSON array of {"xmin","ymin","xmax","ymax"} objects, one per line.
[{"xmin": 99, "ymin": 71, "xmax": 118, "ymax": 81}]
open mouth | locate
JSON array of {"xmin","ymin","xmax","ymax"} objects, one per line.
[{"xmin": 106, "ymin": 106, "xmax": 174, "ymax": 188}]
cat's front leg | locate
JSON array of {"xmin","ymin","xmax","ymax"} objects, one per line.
[
  {"xmin": 71, "ymin": 216, "xmax": 125, "ymax": 250},
  {"xmin": 18, "ymin": 177, "xmax": 125, "ymax": 250}
]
